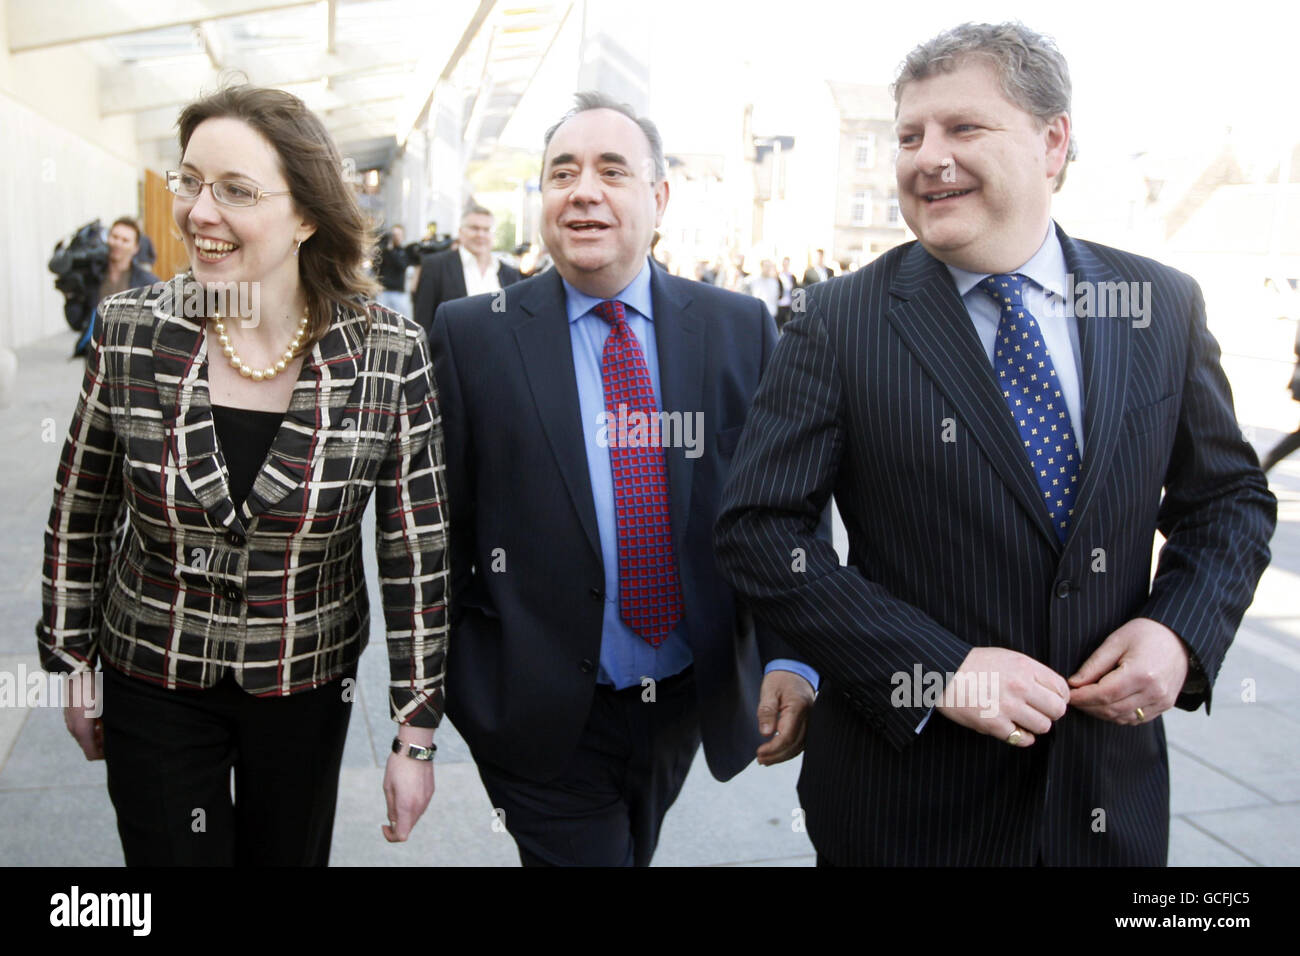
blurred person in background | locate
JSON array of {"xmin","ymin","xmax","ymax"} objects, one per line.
[
  {"xmin": 413, "ymin": 201, "xmax": 523, "ymax": 336},
  {"xmin": 135, "ymin": 230, "xmax": 158, "ymax": 272},
  {"xmin": 98, "ymin": 217, "xmax": 159, "ymax": 308},
  {"xmin": 38, "ymin": 84, "xmax": 450, "ymax": 866},
  {"xmin": 721, "ymin": 251, "xmax": 749, "ymax": 292},
  {"xmin": 1262, "ymin": 317, "xmax": 1300, "ymax": 472},
  {"xmin": 377, "ymin": 223, "xmax": 416, "ymax": 317},
  {"xmin": 803, "ymin": 248, "xmax": 831, "ymax": 285},
  {"xmin": 71, "ymin": 218, "xmax": 160, "ymax": 359},
  {"xmin": 746, "ymin": 258, "xmax": 781, "ymax": 320},
  {"xmin": 776, "ymin": 256, "xmax": 799, "ymax": 331},
  {"xmin": 519, "ymin": 241, "xmax": 554, "ymax": 277}
]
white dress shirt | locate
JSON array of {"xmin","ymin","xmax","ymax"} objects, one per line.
[{"xmin": 459, "ymin": 247, "xmax": 502, "ymax": 297}]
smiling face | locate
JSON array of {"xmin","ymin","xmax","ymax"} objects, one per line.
[
  {"xmin": 172, "ymin": 117, "xmax": 315, "ymax": 298},
  {"xmin": 894, "ymin": 58, "xmax": 1069, "ymax": 273},
  {"xmin": 540, "ymin": 108, "xmax": 668, "ymax": 298}
]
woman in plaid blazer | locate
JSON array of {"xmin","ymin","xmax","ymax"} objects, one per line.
[{"xmin": 37, "ymin": 86, "xmax": 449, "ymax": 865}]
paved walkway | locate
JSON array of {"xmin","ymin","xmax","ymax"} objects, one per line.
[{"xmin": 1, "ymin": 319, "xmax": 1296, "ymax": 866}]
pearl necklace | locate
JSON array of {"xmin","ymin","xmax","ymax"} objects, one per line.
[{"xmin": 213, "ymin": 307, "xmax": 309, "ymax": 382}]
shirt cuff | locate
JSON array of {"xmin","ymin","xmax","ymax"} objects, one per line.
[
  {"xmin": 915, "ymin": 706, "xmax": 934, "ymax": 734},
  {"xmin": 764, "ymin": 659, "xmax": 819, "ymax": 693}
]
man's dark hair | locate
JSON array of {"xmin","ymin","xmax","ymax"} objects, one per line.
[{"xmin": 110, "ymin": 217, "xmax": 142, "ymax": 245}]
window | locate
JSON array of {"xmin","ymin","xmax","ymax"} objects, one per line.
[
  {"xmin": 887, "ymin": 199, "xmax": 900, "ymax": 225},
  {"xmin": 852, "ymin": 190, "xmax": 869, "ymax": 226},
  {"xmin": 854, "ymin": 134, "xmax": 876, "ymax": 169}
]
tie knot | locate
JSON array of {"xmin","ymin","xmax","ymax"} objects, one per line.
[
  {"xmin": 978, "ymin": 273, "xmax": 1030, "ymax": 306},
  {"xmin": 593, "ymin": 300, "xmax": 626, "ymax": 325}
]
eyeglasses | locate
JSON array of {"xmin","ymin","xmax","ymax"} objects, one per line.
[{"xmin": 166, "ymin": 170, "xmax": 291, "ymax": 207}]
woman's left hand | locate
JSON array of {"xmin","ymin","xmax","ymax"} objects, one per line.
[{"xmin": 382, "ymin": 735, "xmax": 436, "ymax": 842}]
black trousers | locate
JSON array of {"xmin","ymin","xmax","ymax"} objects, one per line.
[
  {"xmin": 475, "ymin": 667, "xmax": 701, "ymax": 867},
  {"xmin": 100, "ymin": 662, "xmax": 354, "ymax": 866}
]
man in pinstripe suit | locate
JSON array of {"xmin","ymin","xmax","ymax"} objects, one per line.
[{"xmin": 715, "ymin": 22, "xmax": 1276, "ymax": 865}]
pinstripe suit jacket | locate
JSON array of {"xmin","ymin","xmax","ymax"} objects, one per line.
[
  {"xmin": 38, "ymin": 277, "xmax": 450, "ymax": 728},
  {"xmin": 715, "ymin": 225, "xmax": 1276, "ymax": 864}
]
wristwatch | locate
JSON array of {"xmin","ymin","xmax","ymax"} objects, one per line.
[{"xmin": 392, "ymin": 737, "xmax": 437, "ymax": 761}]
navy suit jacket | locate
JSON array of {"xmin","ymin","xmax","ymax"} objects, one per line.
[
  {"xmin": 429, "ymin": 261, "xmax": 796, "ymax": 782},
  {"xmin": 715, "ymin": 225, "xmax": 1276, "ymax": 864}
]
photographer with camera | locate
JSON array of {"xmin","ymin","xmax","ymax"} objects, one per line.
[
  {"xmin": 98, "ymin": 218, "xmax": 160, "ymax": 306},
  {"xmin": 52, "ymin": 217, "xmax": 160, "ymax": 358}
]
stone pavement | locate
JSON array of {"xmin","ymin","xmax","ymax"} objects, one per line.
[{"xmin": 1, "ymin": 319, "xmax": 1297, "ymax": 867}]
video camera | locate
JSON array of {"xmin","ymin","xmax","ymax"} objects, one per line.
[
  {"xmin": 49, "ymin": 220, "xmax": 108, "ymax": 332},
  {"xmin": 410, "ymin": 233, "xmax": 453, "ymax": 259}
]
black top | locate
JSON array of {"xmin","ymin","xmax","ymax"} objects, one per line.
[
  {"xmin": 378, "ymin": 244, "xmax": 413, "ymax": 291},
  {"xmin": 211, "ymin": 404, "xmax": 284, "ymax": 508}
]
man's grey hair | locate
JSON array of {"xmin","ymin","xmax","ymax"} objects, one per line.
[
  {"xmin": 542, "ymin": 90, "xmax": 667, "ymax": 182},
  {"xmin": 893, "ymin": 22, "xmax": 1078, "ymax": 192},
  {"xmin": 462, "ymin": 200, "xmax": 493, "ymax": 221}
]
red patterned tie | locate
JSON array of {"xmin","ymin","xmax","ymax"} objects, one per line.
[{"xmin": 594, "ymin": 299, "xmax": 682, "ymax": 645}]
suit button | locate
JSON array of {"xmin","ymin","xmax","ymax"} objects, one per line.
[
  {"xmin": 589, "ymin": 587, "xmax": 603, "ymax": 601},
  {"xmin": 579, "ymin": 659, "xmax": 595, "ymax": 674},
  {"xmin": 1055, "ymin": 580, "xmax": 1073, "ymax": 599},
  {"xmin": 226, "ymin": 531, "xmax": 245, "ymax": 547},
  {"xmin": 225, "ymin": 587, "xmax": 241, "ymax": 602}
]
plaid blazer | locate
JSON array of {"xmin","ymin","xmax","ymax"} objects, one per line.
[{"xmin": 38, "ymin": 276, "xmax": 449, "ymax": 727}]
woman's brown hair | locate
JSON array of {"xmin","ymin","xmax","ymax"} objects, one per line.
[{"xmin": 176, "ymin": 84, "xmax": 378, "ymax": 348}]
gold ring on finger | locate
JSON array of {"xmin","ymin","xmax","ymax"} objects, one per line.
[
  {"xmin": 1135, "ymin": 707, "xmax": 1146, "ymax": 721},
  {"xmin": 1006, "ymin": 729, "xmax": 1022, "ymax": 746}
]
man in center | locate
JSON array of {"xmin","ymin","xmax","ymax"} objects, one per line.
[{"xmin": 428, "ymin": 92, "xmax": 816, "ymax": 866}]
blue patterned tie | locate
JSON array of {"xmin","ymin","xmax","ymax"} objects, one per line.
[{"xmin": 978, "ymin": 273, "xmax": 1081, "ymax": 542}]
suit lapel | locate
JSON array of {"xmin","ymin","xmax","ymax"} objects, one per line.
[
  {"xmin": 242, "ymin": 301, "xmax": 363, "ymax": 518},
  {"xmin": 1058, "ymin": 227, "xmax": 1130, "ymax": 546},
  {"xmin": 649, "ymin": 263, "xmax": 703, "ymax": 547},
  {"xmin": 152, "ymin": 280, "xmax": 239, "ymax": 533},
  {"xmin": 512, "ymin": 271, "xmax": 603, "ymax": 561},
  {"xmin": 886, "ymin": 244, "xmax": 1061, "ymax": 548},
  {"xmin": 446, "ymin": 253, "xmax": 468, "ymax": 301},
  {"xmin": 152, "ymin": 281, "xmax": 364, "ymax": 528}
]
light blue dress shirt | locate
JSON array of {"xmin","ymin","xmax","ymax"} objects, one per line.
[
  {"xmin": 564, "ymin": 259, "xmax": 818, "ymax": 692},
  {"xmin": 944, "ymin": 224, "xmax": 1086, "ymax": 455}
]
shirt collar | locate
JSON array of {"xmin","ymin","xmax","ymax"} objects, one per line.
[
  {"xmin": 563, "ymin": 259, "xmax": 654, "ymax": 324},
  {"xmin": 945, "ymin": 223, "xmax": 1068, "ymax": 301},
  {"xmin": 459, "ymin": 245, "xmax": 498, "ymax": 277}
]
